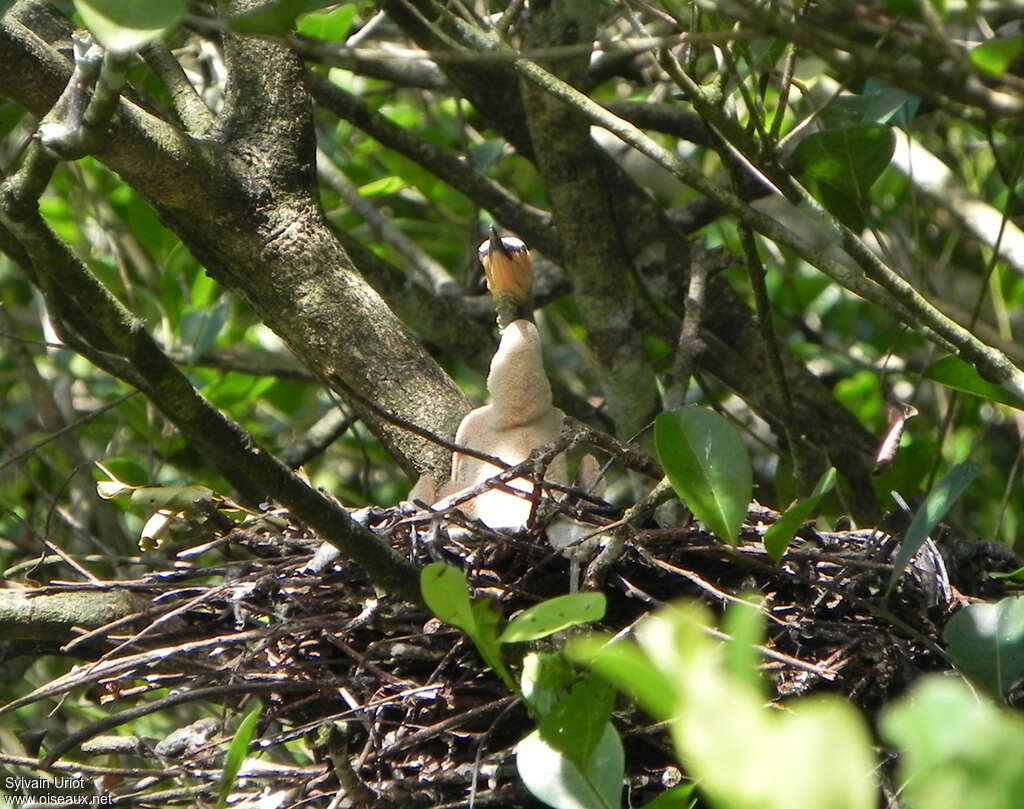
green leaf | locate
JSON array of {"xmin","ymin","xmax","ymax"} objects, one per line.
[
  {"xmin": 538, "ymin": 673, "xmax": 616, "ymax": 772},
  {"xmin": 886, "ymin": 462, "xmax": 979, "ymax": 595},
  {"xmin": 923, "ymin": 355, "xmax": 1024, "ymax": 411},
  {"xmin": 217, "ymin": 704, "xmax": 261, "ymax": 809},
  {"xmin": 763, "ymin": 467, "xmax": 837, "ymax": 563},
  {"xmin": 74, "ymin": 0, "xmax": 186, "ymax": 53},
  {"xmin": 639, "ymin": 785, "xmax": 696, "ymax": 809},
  {"xmin": 92, "ymin": 456, "xmax": 147, "ymax": 487},
  {"xmin": 499, "ymin": 593, "xmax": 606, "ymax": 644},
  {"xmin": 793, "ymin": 124, "xmax": 895, "ymax": 230},
  {"xmin": 357, "ymin": 175, "xmax": 406, "ymax": 197},
  {"xmin": 633, "ymin": 604, "xmax": 875, "ymax": 809},
  {"xmin": 721, "ymin": 596, "xmax": 765, "ymax": 694},
  {"xmin": 860, "ymin": 79, "xmax": 919, "ymax": 126},
  {"xmin": 943, "ymin": 597, "xmax": 1024, "ymax": 697},
  {"xmin": 989, "ymin": 566, "xmax": 1024, "ymax": 582},
  {"xmin": 229, "ymin": 0, "xmax": 306, "ymax": 35},
  {"xmin": 654, "ymin": 407, "xmax": 752, "ymax": 546},
  {"xmin": 469, "ymin": 138, "xmax": 506, "ymax": 171},
  {"xmin": 420, "ymin": 564, "xmax": 517, "ymax": 693},
  {"xmin": 128, "ymin": 485, "xmax": 215, "ymax": 511},
  {"xmin": 881, "ymin": 677, "xmax": 1024, "ymax": 809},
  {"xmin": 568, "ymin": 636, "xmax": 676, "ymax": 722},
  {"xmin": 522, "ymin": 652, "xmax": 576, "ymax": 717},
  {"xmin": 297, "ymin": 4, "xmax": 356, "ymax": 40},
  {"xmin": 420, "ymin": 562, "xmax": 475, "ymax": 634},
  {"xmin": 517, "ymin": 722, "xmax": 624, "ymax": 809},
  {"xmin": 971, "ymin": 37, "xmax": 1023, "ymax": 77},
  {"xmin": 179, "ymin": 302, "xmax": 229, "ymax": 364}
]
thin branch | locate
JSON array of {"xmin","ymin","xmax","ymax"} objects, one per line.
[
  {"xmin": 142, "ymin": 41, "xmax": 216, "ymax": 135},
  {"xmin": 456, "ymin": 25, "xmax": 1024, "ymax": 397},
  {"xmin": 316, "ymin": 146, "xmax": 457, "ymax": 295},
  {"xmin": 308, "ymin": 74, "xmax": 557, "ymax": 258}
]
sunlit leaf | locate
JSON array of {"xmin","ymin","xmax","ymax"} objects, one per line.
[
  {"xmin": 943, "ymin": 597, "xmax": 1024, "ymax": 697},
  {"xmin": 499, "ymin": 593, "xmax": 606, "ymax": 644},
  {"xmin": 357, "ymin": 175, "xmax": 406, "ymax": 197},
  {"xmin": 297, "ymin": 4, "xmax": 356, "ymax": 41},
  {"xmin": 654, "ymin": 407, "xmax": 752, "ymax": 546},
  {"xmin": 74, "ymin": 0, "xmax": 186, "ymax": 52},
  {"xmin": 722, "ymin": 596, "xmax": 765, "ymax": 693},
  {"xmin": 886, "ymin": 462, "xmax": 978, "ymax": 594},
  {"xmin": 923, "ymin": 355, "xmax": 1024, "ymax": 411},
  {"xmin": 129, "ymin": 485, "xmax": 215, "ymax": 511},
  {"xmin": 881, "ymin": 677, "xmax": 1024, "ymax": 809},
  {"xmin": 517, "ymin": 722, "xmax": 624, "ymax": 809},
  {"xmin": 217, "ymin": 704, "xmax": 261, "ymax": 809},
  {"xmin": 971, "ymin": 37, "xmax": 1023, "ymax": 76},
  {"xmin": 538, "ymin": 673, "xmax": 615, "ymax": 771},
  {"xmin": 763, "ymin": 467, "xmax": 837, "ymax": 563},
  {"xmin": 420, "ymin": 562, "xmax": 475, "ymax": 634},
  {"xmin": 568, "ymin": 636, "xmax": 676, "ymax": 722}
]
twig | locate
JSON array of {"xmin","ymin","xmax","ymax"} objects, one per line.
[
  {"xmin": 316, "ymin": 146, "xmax": 457, "ymax": 295},
  {"xmin": 142, "ymin": 42, "xmax": 215, "ymax": 135},
  {"xmin": 308, "ymin": 75, "xmax": 557, "ymax": 258}
]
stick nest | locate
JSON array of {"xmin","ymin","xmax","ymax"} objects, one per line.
[{"xmin": 2, "ymin": 496, "xmax": 1019, "ymax": 808}]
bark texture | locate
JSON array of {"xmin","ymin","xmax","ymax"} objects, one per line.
[{"xmin": 0, "ymin": 1, "xmax": 469, "ymax": 486}]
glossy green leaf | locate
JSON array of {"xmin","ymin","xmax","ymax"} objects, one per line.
[
  {"xmin": 763, "ymin": 467, "xmax": 837, "ymax": 564},
  {"xmin": 860, "ymin": 79, "xmax": 920, "ymax": 126},
  {"xmin": 217, "ymin": 704, "xmax": 260, "ymax": 809},
  {"xmin": 654, "ymin": 407, "xmax": 752, "ymax": 546},
  {"xmin": 538, "ymin": 673, "xmax": 615, "ymax": 772},
  {"xmin": 793, "ymin": 124, "xmax": 895, "ymax": 230},
  {"xmin": 297, "ymin": 4, "xmax": 356, "ymax": 41},
  {"xmin": 229, "ymin": 0, "xmax": 330, "ymax": 35},
  {"xmin": 943, "ymin": 597, "xmax": 1024, "ymax": 697},
  {"xmin": 971, "ymin": 37, "xmax": 1023, "ymax": 76},
  {"xmin": 517, "ymin": 721, "xmax": 624, "ymax": 809},
  {"xmin": 881, "ymin": 677, "xmax": 1024, "ymax": 809},
  {"xmin": 499, "ymin": 593, "xmax": 606, "ymax": 644},
  {"xmin": 420, "ymin": 563, "xmax": 516, "ymax": 693},
  {"xmin": 639, "ymin": 785, "xmax": 696, "ymax": 809},
  {"xmin": 420, "ymin": 562, "xmax": 475, "ymax": 634},
  {"xmin": 568, "ymin": 636, "xmax": 676, "ymax": 722},
  {"xmin": 887, "ymin": 462, "xmax": 979, "ymax": 595},
  {"xmin": 357, "ymin": 176, "xmax": 406, "ymax": 197},
  {"xmin": 923, "ymin": 355, "xmax": 1024, "ymax": 411},
  {"xmin": 74, "ymin": 0, "xmax": 186, "ymax": 52}
]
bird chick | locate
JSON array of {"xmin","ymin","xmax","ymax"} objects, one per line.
[
  {"xmin": 478, "ymin": 226, "xmax": 533, "ymax": 328},
  {"xmin": 442, "ymin": 319, "xmax": 567, "ymax": 529}
]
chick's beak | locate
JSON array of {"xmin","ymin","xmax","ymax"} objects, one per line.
[{"xmin": 488, "ymin": 225, "xmax": 507, "ymax": 259}]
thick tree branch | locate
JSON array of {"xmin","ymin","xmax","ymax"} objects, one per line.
[
  {"xmin": 0, "ymin": 2, "xmax": 472, "ymax": 484},
  {"xmin": 0, "ymin": 199, "xmax": 423, "ymax": 603},
  {"xmin": 518, "ymin": 0, "xmax": 659, "ymax": 440}
]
